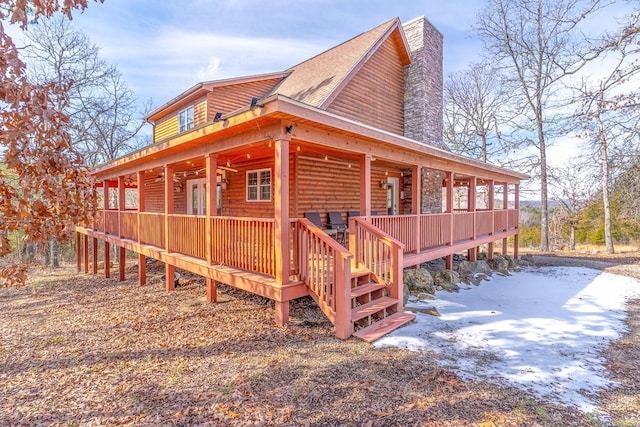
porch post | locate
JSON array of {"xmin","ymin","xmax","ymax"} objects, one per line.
[
  {"xmin": 164, "ymin": 164, "xmax": 175, "ymax": 291},
  {"xmin": 103, "ymin": 180, "xmax": 109, "ymax": 232},
  {"xmin": 104, "ymin": 241, "xmax": 110, "ymax": 278},
  {"xmin": 488, "ymin": 180, "xmax": 495, "ymax": 259},
  {"xmin": 76, "ymin": 232, "xmax": 81, "ymax": 272},
  {"xmin": 274, "ymin": 136, "xmax": 290, "ymax": 326},
  {"xmin": 468, "ymin": 176, "xmax": 477, "ymax": 262},
  {"xmin": 205, "ymin": 153, "xmax": 218, "ymax": 303},
  {"xmin": 411, "ymin": 165, "xmax": 421, "ymax": 254},
  {"xmin": 117, "ymin": 176, "xmax": 126, "ymax": 281},
  {"xmin": 514, "ymin": 183, "xmax": 520, "ymax": 259},
  {"xmin": 359, "ymin": 154, "xmax": 372, "ymax": 217},
  {"xmin": 502, "ymin": 183, "xmax": 508, "ymax": 255},
  {"xmin": 92, "ymin": 237, "xmax": 98, "ymax": 274},
  {"xmin": 137, "ymin": 171, "xmax": 146, "ymax": 286},
  {"xmin": 445, "ymin": 171, "xmax": 454, "ymax": 270},
  {"xmin": 83, "ymin": 234, "xmax": 88, "ymax": 274}
]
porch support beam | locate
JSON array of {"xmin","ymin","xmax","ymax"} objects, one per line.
[
  {"xmin": 76, "ymin": 232, "xmax": 81, "ymax": 272},
  {"xmin": 137, "ymin": 170, "xmax": 146, "ymax": 286},
  {"xmin": 118, "ymin": 175, "xmax": 125, "ymax": 236},
  {"xmin": 118, "ymin": 246, "xmax": 126, "ymax": 281},
  {"xmin": 411, "ymin": 165, "xmax": 421, "ymax": 254},
  {"xmin": 360, "ymin": 154, "xmax": 372, "ymax": 217},
  {"xmin": 164, "ymin": 164, "xmax": 175, "ymax": 291},
  {"xmin": 274, "ymin": 135, "xmax": 290, "ymax": 325},
  {"xmin": 445, "ymin": 171, "xmax": 453, "ymax": 270},
  {"xmin": 205, "ymin": 153, "xmax": 218, "ymax": 303},
  {"xmin": 92, "ymin": 237, "xmax": 98, "ymax": 274},
  {"xmin": 138, "ymin": 254, "xmax": 146, "ymax": 286},
  {"xmin": 514, "ymin": 184, "xmax": 520, "ymax": 259},
  {"xmin": 488, "ymin": 180, "xmax": 495, "ymax": 259},
  {"xmin": 468, "ymin": 176, "xmax": 477, "ymax": 262},
  {"xmin": 83, "ymin": 234, "xmax": 89, "ymax": 274},
  {"xmin": 103, "ymin": 179, "xmax": 109, "ymax": 232},
  {"xmin": 104, "ymin": 241, "xmax": 110, "ymax": 278},
  {"xmin": 502, "ymin": 183, "xmax": 508, "ymax": 255}
]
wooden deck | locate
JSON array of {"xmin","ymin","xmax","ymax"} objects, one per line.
[{"xmin": 77, "ymin": 207, "xmax": 519, "ymax": 340}]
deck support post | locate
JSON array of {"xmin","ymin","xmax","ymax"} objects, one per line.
[
  {"xmin": 411, "ymin": 165, "xmax": 421, "ymax": 254},
  {"xmin": 118, "ymin": 175, "xmax": 125, "ymax": 238},
  {"xmin": 514, "ymin": 184, "xmax": 520, "ymax": 259},
  {"xmin": 138, "ymin": 254, "xmax": 146, "ymax": 286},
  {"xmin": 76, "ymin": 232, "xmax": 81, "ymax": 272},
  {"xmin": 164, "ymin": 164, "xmax": 175, "ymax": 291},
  {"xmin": 468, "ymin": 176, "xmax": 477, "ymax": 262},
  {"xmin": 273, "ymin": 134, "xmax": 290, "ymax": 326},
  {"xmin": 206, "ymin": 278, "xmax": 217, "ymax": 303},
  {"xmin": 83, "ymin": 234, "xmax": 89, "ymax": 274},
  {"xmin": 359, "ymin": 154, "xmax": 372, "ymax": 217},
  {"xmin": 104, "ymin": 241, "xmax": 110, "ymax": 278},
  {"xmin": 165, "ymin": 263, "xmax": 175, "ymax": 291},
  {"xmin": 92, "ymin": 237, "xmax": 98, "ymax": 274},
  {"xmin": 137, "ymin": 171, "xmax": 146, "ymax": 286},
  {"xmin": 205, "ymin": 154, "xmax": 218, "ymax": 303},
  {"xmin": 445, "ymin": 171, "xmax": 453, "ymax": 270},
  {"xmin": 502, "ymin": 238, "xmax": 508, "ymax": 255},
  {"xmin": 118, "ymin": 246, "xmax": 126, "ymax": 281},
  {"xmin": 274, "ymin": 301, "xmax": 289, "ymax": 327},
  {"xmin": 488, "ymin": 180, "xmax": 495, "ymax": 259}
]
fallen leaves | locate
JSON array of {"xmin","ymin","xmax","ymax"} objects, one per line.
[{"xmin": 0, "ymin": 264, "xmax": 636, "ymax": 425}]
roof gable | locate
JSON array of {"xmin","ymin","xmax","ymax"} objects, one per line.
[{"xmin": 270, "ymin": 18, "xmax": 410, "ymax": 108}]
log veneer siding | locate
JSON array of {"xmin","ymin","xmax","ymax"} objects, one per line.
[{"xmin": 326, "ymin": 36, "xmax": 405, "ymax": 135}]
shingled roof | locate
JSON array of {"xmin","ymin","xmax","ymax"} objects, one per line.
[{"xmin": 268, "ymin": 17, "xmax": 410, "ymax": 108}]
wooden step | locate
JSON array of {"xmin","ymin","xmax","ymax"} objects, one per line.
[
  {"xmin": 351, "ymin": 297, "xmax": 397, "ymax": 322},
  {"xmin": 351, "ymin": 282, "xmax": 386, "ymax": 298},
  {"xmin": 353, "ymin": 312, "xmax": 416, "ymax": 342},
  {"xmin": 351, "ymin": 267, "xmax": 371, "ymax": 278}
]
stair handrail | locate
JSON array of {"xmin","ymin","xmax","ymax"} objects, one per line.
[
  {"xmin": 294, "ymin": 218, "xmax": 354, "ymax": 339},
  {"xmin": 349, "ymin": 217, "xmax": 405, "ymax": 310}
]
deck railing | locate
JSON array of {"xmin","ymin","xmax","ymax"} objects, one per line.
[
  {"xmin": 476, "ymin": 210, "xmax": 493, "ymax": 236},
  {"xmin": 453, "ymin": 212, "xmax": 474, "ymax": 242},
  {"xmin": 120, "ymin": 211, "xmax": 138, "ymax": 241},
  {"xmin": 169, "ymin": 214, "xmax": 206, "ymax": 259},
  {"xmin": 211, "ymin": 217, "xmax": 276, "ymax": 276},
  {"xmin": 420, "ymin": 213, "xmax": 451, "ymax": 248},
  {"xmin": 139, "ymin": 212, "xmax": 165, "ymax": 248},
  {"xmin": 370, "ymin": 215, "xmax": 417, "ymax": 253},
  {"xmin": 293, "ymin": 218, "xmax": 353, "ymax": 338},
  {"xmin": 350, "ymin": 217, "xmax": 404, "ymax": 306},
  {"xmin": 371, "ymin": 209, "xmax": 519, "ymax": 253},
  {"xmin": 104, "ymin": 210, "xmax": 119, "ymax": 235}
]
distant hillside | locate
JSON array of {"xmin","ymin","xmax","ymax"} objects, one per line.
[{"xmin": 520, "ymin": 199, "xmax": 563, "ymax": 209}]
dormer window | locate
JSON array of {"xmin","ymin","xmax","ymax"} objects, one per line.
[{"xmin": 179, "ymin": 106, "xmax": 194, "ymax": 132}]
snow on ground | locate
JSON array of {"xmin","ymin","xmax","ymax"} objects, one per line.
[{"xmin": 376, "ymin": 266, "xmax": 640, "ymax": 415}]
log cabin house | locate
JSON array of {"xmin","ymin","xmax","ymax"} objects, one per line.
[{"xmin": 75, "ymin": 16, "xmax": 528, "ymax": 341}]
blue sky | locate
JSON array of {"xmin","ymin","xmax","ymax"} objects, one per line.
[{"xmin": 60, "ymin": 0, "xmax": 485, "ymax": 109}]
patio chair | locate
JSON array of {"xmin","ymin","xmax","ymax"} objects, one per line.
[
  {"xmin": 328, "ymin": 211, "xmax": 347, "ymax": 244},
  {"xmin": 304, "ymin": 212, "xmax": 338, "ymax": 239}
]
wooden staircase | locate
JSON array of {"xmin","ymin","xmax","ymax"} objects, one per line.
[{"xmin": 350, "ymin": 267, "xmax": 415, "ymax": 342}]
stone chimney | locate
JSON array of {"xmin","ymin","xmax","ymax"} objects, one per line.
[{"xmin": 402, "ymin": 16, "xmax": 446, "ymax": 150}]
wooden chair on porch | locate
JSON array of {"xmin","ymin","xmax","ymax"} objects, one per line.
[
  {"xmin": 304, "ymin": 212, "xmax": 339, "ymax": 240},
  {"xmin": 328, "ymin": 212, "xmax": 347, "ymax": 245}
]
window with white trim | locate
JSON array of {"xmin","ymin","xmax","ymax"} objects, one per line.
[
  {"xmin": 246, "ymin": 168, "xmax": 271, "ymax": 201},
  {"xmin": 179, "ymin": 106, "xmax": 194, "ymax": 132}
]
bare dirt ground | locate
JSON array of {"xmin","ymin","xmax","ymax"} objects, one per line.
[{"xmin": 0, "ymin": 251, "xmax": 638, "ymax": 426}]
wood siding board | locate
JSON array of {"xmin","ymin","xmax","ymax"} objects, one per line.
[{"xmin": 325, "ymin": 36, "xmax": 405, "ymax": 135}]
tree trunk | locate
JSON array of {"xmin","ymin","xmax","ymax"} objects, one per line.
[
  {"xmin": 51, "ymin": 238, "xmax": 60, "ymax": 268},
  {"xmin": 570, "ymin": 224, "xmax": 576, "ymax": 251},
  {"xmin": 538, "ymin": 114, "xmax": 550, "ymax": 251},
  {"xmin": 598, "ymin": 117, "xmax": 615, "ymax": 254}
]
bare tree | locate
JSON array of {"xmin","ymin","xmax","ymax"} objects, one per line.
[
  {"xmin": 0, "ymin": 0, "xmax": 100, "ymax": 286},
  {"xmin": 549, "ymin": 161, "xmax": 597, "ymax": 250},
  {"xmin": 475, "ymin": 0, "xmax": 611, "ymax": 251},
  {"xmin": 444, "ymin": 62, "xmax": 509, "ymax": 162},
  {"xmin": 23, "ymin": 14, "xmax": 148, "ymax": 166},
  {"xmin": 574, "ymin": 8, "xmax": 640, "ymax": 253},
  {"xmin": 20, "ymin": 13, "xmax": 148, "ymax": 267}
]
